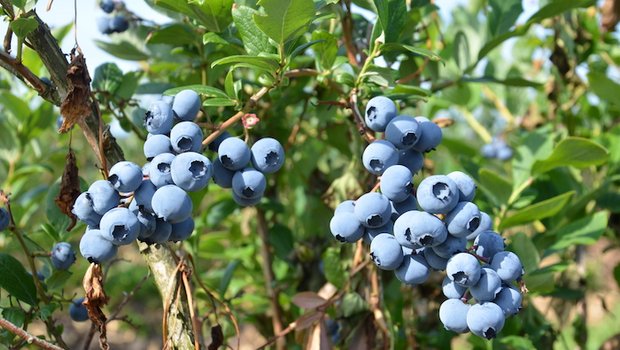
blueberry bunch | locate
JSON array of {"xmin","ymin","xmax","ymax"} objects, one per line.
[
  {"xmin": 481, "ymin": 137, "xmax": 513, "ymax": 161},
  {"xmin": 329, "ymin": 96, "xmax": 525, "ymax": 340},
  {"xmin": 96, "ymin": 0, "xmax": 129, "ymax": 35},
  {"xmin": 0, "ymin": 207, "xmax": 9, "ymax": 231}
]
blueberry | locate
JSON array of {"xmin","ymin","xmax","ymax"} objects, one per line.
[
  {"xmin": 423, "ymin": 247, "xmax": 448, "ymax": 270},
  {"xmin": 172, "ymin": 90, "xmax": 201, "ymax": 121},
  {"xmin": 363, "ymin": 220, "xmax": 394, "ymax": 244},
  {"xmin": 353, "ymin": 192, "xmax": 392, "ymax": 228},
  {"xmin": 133, "ymin": 180, "xmax": 157, "ymax": 213},
  {"xmin": 474, "ymin": 231, "xmax": 505, "ymax": 262},
  {"xmin": 496, "ymin": 144, "xmax": 513, "ymax": 161},
  {"xmin": 212, "ymin": 156, "xmax": 235, "ymax": 188},
  {"xmin": 72, "ymin": 192, "xmax": 103, "ymax": 227},
  {"xmin": 445, "ymin": 201, "xmax": 481, "ymax": 238},
  {"xmin": 431, "ymin": 234, "xmax": 467, "ymax": 259},
  {"xmin": 87, "ymin": 180, "xmax": 120, "ymax": 215},
  {"xmin": 207, "ymin": 131, "xmax": 231, "ymax": 152},
  {"xmin": 393, "ymin": 210, "xmax": 447, "ymax": 248},
  {"xmin": 170, "ymin": 121, "xmax": 203, "ymax": 154},
  {"xmin": 145, "ymin": 101, "xmax": 174, "ymax": 135},
  {"xmin": 140, "ymin": 218, "xmax": 172, "ymax": 244},
  {"xmin": 466, "ymin": 211, "xmax": 492, "ymax": 241},
  {"xmin": 385, "ymin": 116, "xmax": 420, "ymax": 149},
  {"xmin": 143, "ymin": 134, "xmax": 172, "ymax": 161},
  {"xmin": 391, "ymin": 195, "xmax": 417, "ymax": 219},
  {"xmin": 369, "ymin": 233, "xmax": 404, "ymax": 270},
  {"xmin": 251, "ymin": 138, "xmax": 285, "ymax": 174},
  {"xmin": 69, "ymin": 298, "xmax": 89, "ymax": 322},
  {"xmin": 362, "ymin": 140, "xmax": 399, "ymax": 175},
  {"xmin": 0, "ymin": 208, "xmax": 10, "ymax": 231},
  {"xmin": 380, "ymin": 165, "xmax": 413, "ymax": 203},
  {"xmin": 50, "ymin": 242, "xmax": 76, "ymax": 270},
  {"xmin": 99, "ymin": 207, "xmax": 140, "ymax": 245},
  {"xmin": 442, "ymin": 275, "xmax": 467, "ymax": 299},
  {"xmin": 466, "ymin": 302, "xmax": 505, "ymax": 339},
  {"xmin": 96, "ymin": 17, "xmax": 114, "ymax": 35},
  {"xmin": 232, "ymin": 168, "xmax": 267, "ymax": 199},
  {"xmin": 134, "ymin": 208, "xmax": 156, "ymax": 240},
  {"xmin": 151, "ymin": 185, "xmax": 193, "ymax": 223},
  {"xmin": 395, "ymin": 253, "xmax": 430, "ymax": 285},
  {"xmin": 79, "ymin": 228, "xmax": 118, "ymax": 263},
  {"xmin": 232, "ymin": 192, "xmax": 262, "ymax": 206},
  {"xmin": 108, "ymin": 161, "xmax": 143, "ymax": 193},
  {"xmin": 446, "ymin": 253, "xmax": 481, "ymax": 287},
  {"xmin": 149, "ymin": 153, "xmax": 176, "ymax": 187},
  {"xmin": 218, "ymin": 137, "xmax": 251, "ymax": 171},
  {"xmin": 398, "ymin": 148, "xmax": 424, "ymax": 174},
  {"xmin": 99, "ymin": 0, "xmax": 115, "ymax": 13},
  {"xmin": 110, "ymin": 15, "xmax": 129, "ymax": 33},
  {"xmin": 330, "ymin": 213, "xmax": 364, "ymax": 243},
  {"xmin": 171, "ymin": 152, "xmax": 212, "ymax": 192},
  {"xmin": 334, "ymin": 200, "xmax": 355, "ymax": 215},
  {"xmin": 481, "ymin": 143, "xmax": 496, "ymax": 158},
  {"xmin": 364, "ymin": 96, "xmax": 397, "ymax": 132},
  {"xmin": 447, "ymin": 171, "xmax": 476, "ymax": 202},
  {"xmin": 490, "ymin": 251, "xmax": 524, "ymax": 282},
  {"xmin": 470, "ymin": 267, "xmax": 503, "ymax": 302},
  {"xmin": 412, "ymin": 117, "xmax": 442, "ymax": 153},
  {"xmin": 416, "ymin": 175, "xmax": 460, "ymax": 214},
  {"xmin": 169, "ymin": 217, "xmax": 195, "ymax": 242},
  {"xmin": 439, "ymin": 299, "xmax": 470, "ymax": 333},
  {"xmin": 142, "ymin": 162, "xmax": 151, "ymax": 177},
  {"xmin": 493, "ymin": 285, "xmax": 522, "ymax": 316}
]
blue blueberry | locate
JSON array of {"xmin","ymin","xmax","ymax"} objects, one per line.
[
  {"xmin": 87, "ymin": 180, "xmax": 120, "ymax": 215},
  {"xmin": 134, "ymin": 208, "xmax": 156, "ymax": 240},
  {"xmin": 334, "ymin": 200, "xmax": 355, "ymax": 215},
  {"xmin": 423, "ymin": 247, "xmax": 448, "ymax": 270},
  {"xmin": 393, "ymin": 210, "xmax": 447, "ymax": 248},
  {"xmin": 481, "ymin": 143, "xmax": 496, "ymax": 158},
  {"xmin": 385, "ymin": 115, "xmax": 420, "ymax": 149},
  {"xmin": 474, "ymin": 231, "xmax": 505, "ymax": 262},
  {"xmin": 251, "ymin": 138, "xmax": 285, "ymax": 174},
  {"xmin": 171, "ymin": 152, "xmax": 212, "ymax": 192},
  {"xmin": 466, "ymin": 302, "xmax": 505, "ymax": 339},
  {"xmin": 490, "ymin": 251, "xmax": 524, "ymax": 282},
  {"xmin": 145, "ymin": 101, "xmax": 174, "ymax": 135},
  {"xmin": 445, "ymin": 201, "xmax": 481, "ymax": 238},
  {"xmin": 369, "ymin": 233, "xmax": 404, "ymax": 270},
  {"xmin": 149, "ymin": 153, "xmax": 176, "ymax": 187},
  {"xmin": 391, "ymin": 195, "xmax": 417, "ymax": 219},
  {"xmin": 364, "ymin": 96, "xmax": 397, "ymax": 132},
  {"xmin": 151, "ymin": 185, "xmax": 193, "ymax": 223},
  {"xmin": 466, "ymin": 211, "xmax": 492, "ymax": 241},
  {"xmin": 72, "ymin": 192, "xmax": 103, "ymax": 227},
  {"xmin": 99, "ymin": 0, "xmax": 115, "ymax": 13},
  {"xmin": 79, "ymin": 228, "xmax": 118, "ymax": 263},
  {"xmin": 170, "ymin": 121, "xmax": 203, "ymax": 154},
  {"xmin": 362, "ymin": 140, "xmax": 399, "ymax": 175},
  {"xmin": 232, "ymin": 168, "xmax": 267, "ymax": 199},
  {"xmin": 108, "ymin": 161, "xmax": 143, "ymax": 193},
  {"xmin": 380, "ymin": 165, "xmax": 413, "ymax": 203},
  {"xmin": 212, "ymin": 157, "xmax": 235, "ymax": 188},
  {"xmin": 353, "ymin": 192, "xmax": 392, "ymax": 228},
  {"xmin": 169, "ymin": 217, "xmax": 195, "ymax": 242},
  {"xmin": 207, "ymin": 131, "xmax": 231, "ymax": 152},
  {"xmin": 51, "ymin": 242, "xmax": 76, "ymax": 270},
  {"xmin": 143, "ymin": 134, "xmax": 172, "ymax": 160},
  {"xmin": 96, "ymin": 17, "xmax": 114, "ymax": 35},
  {"xmin": 172, "ymin": 90, "xmax": 201, "ymax": 121},
  {"xmin": 99, "ymin": 207, "xmax": 140, "ymax": 245},
  {"xmin": 439, "ymin": 299, "xmax": 470, "ymax": 333},
  {"xmin": 442, "ymin": 275, "xmax": 467, "ymax": 299},
  {"xmin": 330, "ymin": 213, "xmax": 364, "ymax": 243},
  {"xmin": 232, "ymin": 192, "xmax": 262, "ymax": 206},
  {"xmin": 363, "ymin": 220, "xmax": 394, "ymax": 244},
  {"xmin": 496, "ymin": 144, "xmax": 513, "ymax": 161},
  {"xmin": 412, "ymin": 117, "xmax": 442, "ymax": 153},
  {"xmin": 140, "ymin": 218, "xmax": 172, "ymax": 244},
  {"xmin": 395, "ymin": 253, "xmax": 430, "ymax": 285},
  {"xmin": 110, "ymin": 15, "xmax": 129, "ymax": 33},
  {"xmin": 470, "ymin": 267, "xmax": 503, "ymax": 302},
  {"xmin": 447, "ymin": 171, "xmax": 476, "ymax": 202},
  {"xmin": 69, "ymin": 298, "xmax": 89, "ymax": 322},
  {"xmin": 218, "ymin": 137, "xmax": 251, "ymax": 171},
  {"xmin": 431, "ymin": 234, "xmax": 467, "ymax": 259},
  {"xmin": 0, "ymin": 208, "xmax": 8, "ymax": 231},
  {"xmin": 398, "ymin": 148, "xmax": 424, "ymax": 174},
  {"xmin": 133, "ymin": 180, "xmax": 157, "ymax": 213},
  {"xmin": 493, "ymin": 285, "xmax": 522, "ymax": 316},
  {"xmin": 416, "ymin": 175, "xmax": 460, "ymax": 214},
  {"xmin": 446, "ymin": 253, "xmax": 481, "ymax": 287}
]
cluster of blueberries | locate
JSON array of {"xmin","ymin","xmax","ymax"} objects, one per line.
[
  {"xmin": 0, "ymin": 207, "xmax": 8, "ymax": 231},
  {"xmin": 96, "ymin": 0, "xmax": 129, "ymax": 35},
  {"xmin": 330, "ymin": 96, "xmax": 525, "ymax": 340},
  {"xmin": 481, "ymin": 137, "xmax": 513, "ymax": 161}
]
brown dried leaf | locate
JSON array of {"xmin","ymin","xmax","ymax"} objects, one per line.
[
  {"xmin": 59, "ymin": 52, "xmax": 92, "ymax": 133},
  {"xmin": 83, "ymin": 263, "xmax": 110, "ymax": 350},
  {"xmin": 207, "ymin": 324, "xmax": 223, "ymax": 350},
  {"xmin": 293, "ymin": 291, "xmax": 327, "ymax": 309},
  {"xmin": 601, "ymin": 0, "xmax": 620, "ymax": 32},
  {"xmin": 296, "ymin": 311, "xmax": 323, "ymax": 331},
  {"xmin": 54, "ymin": 148, "xmax": 79, "ymax": 231}
]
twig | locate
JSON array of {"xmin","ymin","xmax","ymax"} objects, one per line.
[
  {"xmin": 0, "ymin": 317, "xmax": 64, "ymax": 350},
  {"xmin": 0, "ymin": 51, "xmax": 58, "ymax": 104},
  {"xmin": 369, "ymin": 269, "xmax": 390, "ymax": 350},
  {"xmin": 341, "ymin": 0, "xmax": 359, "ymax": 66}
]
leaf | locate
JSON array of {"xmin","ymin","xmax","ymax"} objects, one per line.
[
  {"xmin": 232, "ymin": 5, "xmax": 275, "ymax": 55},
  {"xmin": 94, "ymin": 40, "xmax": 149, "ymax": 61},
  {"xmin": 188, "ymin": 0, "xmax": 234, "ymax": 32},
  {"xmin": 322, "ymin": 247, "xmax": 345, "ymax": 288},
  {"xmin": 164, "ymin": 84, "xmax": 229, "ymax": 98},
  {"xmin": 380, "ymin": 43, "xmax": 442, "ymax": 61},
  {"xmin": 59, "ymin": 53, "xmax": 92, "ymax": 134},
  {"xmin": 292, "ymin": 291, "xmax": 327, "ymax": 309},
  {"xmin": 289, "ymin": 39, "xmax": 325, "ymax": 61},
  {"xmin": 548, "ymin": 211, "xmax": 609, "ymax": 251},
  {"xmin": 0, "ymin": 253, "xmax": 38, "ymax": 305},
  {"xmin": 92, "ymin": 63, "xmax": 123, "ymax": 93},
  {"xmin": 390, "ymin": 84, "xmax": 430, "ymax": 97},
  {"xmin": 147, "ymin": 23, "xmax": 196, "ymax": 45},
  {"xmin": 218, "ymin": 260, "xmax": 239, "ymax": 296},
  {"xmin": 296, "ymin": 311, "xmax": 323, "ymax": 330},
  {"xmin": 202, "ymin": 98, "xmax": 237, "ymax": 107},
  {"xmin": 202, "ymin": 32, "xmax": 229, "ymax": 46},
  {"xmin": 10, "ymin": 17, "xmax": 38, "ymax": 38},
  {"xmin": 211, "ymin": 55, "xmax": 280, "ymax": 73},
  {"xmin": 478, "ymin": 168, "xmax": 512, "ymax": 206},
  {"xmin": 587, "ymin": 71, "xmax": 620, "ymax": 104},
  {"xmin": 253, "ymin": 0, "xmax": 316, "ymax": 46},
  {"xmin": 461, "ymin": 76, "xmax": 543, "ymax": 88},
  {"xmin": 531, "ymin": 137, "xmax": 609, "ymax": 175},
  {"xmin": 45, "ymin": 270, "xmax": 72, "ymax": 291},
  {"xmin": 488, "ymin": 0, "xmax": 522, "ymax": 36},
  {"xmin": 311, "ymin": 30, "xmax": 337, "ymax": 70},
  {"xmin": 342, "ymin": 292, "xmax": 367, "ymax": 317},
  {"xmin": 116, "ymin": 72, "xmax": 141, "ymax": 100},
  {"xmin": 373, "ymin": 0, "xmax": 406, "ymax": 43},
  {"xmin": 453, "ymin": 31, "xmax": 470, "ymax": 70},
  {"xmin": 499, "ymin": 191, "xmax": 575, "ymax": 230},
  {"xmin": 224, "ymin": 69, "xmax": 235, "ymax": 99},
  {"xmin": 508, "ymin": 233, "xmax": 539, "ymax": 274},
  {"xmin": 12, "ymin": 0, "xmax": 28, "ymax": 9}
]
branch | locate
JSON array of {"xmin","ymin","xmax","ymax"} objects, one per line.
[
  {"xmin": 0, "ymin": 51, "xmax": 59, "ymax": 104},
  {"xmin": 0, "ymin": 318, "xmax": 64, "ymax": 350}
]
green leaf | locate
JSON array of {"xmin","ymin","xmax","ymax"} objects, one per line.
[
  {"xmin": 253, "ymin": 0, "xmax": 316, "ymax": 46},
  {"xmin": 218, "ymin": 260, "xmax": 239, "ymax": 296},
  {"xmin": 453, "ymin": 31, "xmax": 470, "ymax": 70},
  {"xmin": 12, "ymin": 0, "xmax": 28, "ymax": 10},
  {"xmin": 548, "ymin": 211, "xmax": 609, "ymax": 251},
  {"xmin": 531, "ymin": 137, "xmax": 609, "ymax": 175},
  {"xmin": 45, "ymin": 270, "xmax": 72, "ymax": 292},
  {"xmin": 211, "ymin": 55, "xmax": 280, "ymax": 73},
  {"xmin": 164, "ymin": 84, "xmax": 229, "ymax": 98},
  {"xmin": 380, "ymin": 43, "xmax": 442, "ymax": 61},
  {"xmin": 478, "ymin": 168, "xmax": 512, "ymax": 206},
  {"xmin": 202, "ymin": 98, "xmax": 237, "ymax": 107},
  {"xmin": 341, "ymin": 292, "xmax": 367, "ymax": 317},
  {"xmin": 0, "ymin": 253, "xmax": 38, "ymax": 306},
  {"xmin": 373, "ymin": 0, "xmax": 406, "ymax": 43},
  {"xmin": 92, "ymin": 63, "xmax": 123, "ymax": 93},
  {"xmin": 147, "ymin": 24, "xmax": 196, "ymax": 45},
  {"xmin": 289, "ymin": 39, "xmax": 325, "ymax": 61},
  {"xmin": 587, "ymin": 71, "xmax": 620, "ymax": 104},
  {"xmin": 224, "ymin": 69, "xmax": 235, "ymax": 99},
  {"xmin": 488, "ymin": 0, "xmax": 522, "ymax": 36},
  {"xmin": 499, "ymin": 191, "xmax": 575, "ymax": 230},
  {"xmin": 311, "ymin": 30, "xmax": 337, "ymax": 70},
  {"xmin": 2, "ymin": 307, "xmax": 25, "ymax": 328},
  {"xmin": 461, "ymin": 76, "xmax": 543, "ymax": 88},
  {"xmin": 322, "ymin": 247, "xmax": 345, "ymax": 289},
  {"xmin": 202, "ymin": 32, "xmax": 229, "ymax": 46},
  {"xmin": 508, "ymin": 233, "xmax": 539, "ymax": 274},
  {"xmin": 232, "ymin": 5, "xmax": 275, "ymax": 55},
  {"xmin": 94, "ymin": 40, "xmax": 149, "ymax": 61},
  {"xmin": 188, "ymin": 0, "xmax": 234, "ymax": 32},
  {"xmin": 10, "ymin": 17, "xmax": 38, "ymax": 38},
  {"xmin": 116, "ymin": 72, "xmax": 141, "ymax": 100},
  {"xmin": 390, "ymin": 84, "xmax": 430, "ymax": 97}
]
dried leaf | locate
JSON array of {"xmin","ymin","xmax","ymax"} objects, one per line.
[
  {"xmin": 601, "ymin": 0, "xmax": 620, "ymax": 32},
  {"xmin": 208, "ymin": 324, "xmax": 224, "ymax": 350},
  {"xmin": 83, "ymin": 263, "xmax": 110, "ymax": 350},
  {"xmin": 296, "ymin": 311, "xmax": 323, "ymax": 331},
  {"xmin": 54, "ymin": 148, "xmax": 79, "ymax": 231},
  {"xmin": 59, "ymin": 52, "xmax": 92, "ymax": 133},
  {"xmin": 293, "ymin": 291, "xmax": 327, "ymax": 309}
]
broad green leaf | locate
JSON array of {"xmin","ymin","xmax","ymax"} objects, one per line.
[
  {"xmin": 531, "ymin": 137, "xmax": 609, "ymax": 175},
  {"xmin": 453, "ymin": 31, "xmax": 470, "ymax": 70},
  {"xmin": 461, "ymin": 76, "xmax": 542, "ymax": 88},
  {"xmin": 10, "ymin": 17, "xmax": 38, "ymax": 38},
  {"xmin": 2, "ymin": 307, "xmax": 25, "ymax": 328},
  {"xmin": 488, "ymin": 0, "xmax": 522, "ymax": 36},
  {"xmin": 116, "ymin": 72, "xmax": 141, "ymax": 100},
  {"xmin": 342, "ymin": 292, "xmax": 367, "ymax": 317},
  {"xmin": 12, "ymin": 0, "xmax": 28, "ymax": 9},
  {"xmin": 94, "ymin": 40, "xmax": 149, "ymax": 61},
  {"xmin": 147, "ymin": 24, "xmax": 196, "ymax": 45},
  {"xmin": 381, "ymin": 43, "xmax": 442, "ymax": 61},
  {"xmin": 164, "ymin": 84, "xmax": 229, "ymax": 98},
  {"xmin": 373, "ymin": 0, "xmax": 406, "ymax": 43},
  {"xmin": 202, "ymin": 98, "xmax": 237, "ymax": 107},
  {"xmin": 253, "ymin": 0, "xmax": 316, "ymax": 46},
  {"xmin": 499, "ymin": 191, "xmax": 575, "ymax": 230},
  {"xmin": 232, "ymin": 5, "xmax": 274, "ymax": 55},
  {"xmin": 92, "ymin": 63, "xmax": 123, "ymax": 93},
  {"xmin": 311, "ymin": 30, "xmax": 337, "ymax": 70},
  {"xmin": 0, "ymin": 253, "xmax": 38, "ymax": 306},
  {"xmin": 45, "ymin": 270, "xmax": 72, "ymax": 291},
  {"xmin": 508, "ymin": 233, "xmax": 539, "ymax": 274},
  {"xmin": 322, "ymin": 247, "xmax": 345, "ymax": 288},
  {"xmin": 224, "ymin": 69, "xmax": 235, "ymax": 99},
  {"xmin": 478, "ymin": 168, "xmax": 512, "ymax": 206},
  {"xmin": 390, "ymin": 84, "xmax": 430, "ymax": 97},
  {"xmin": 219, "ymin": 260, "xmax": 239, "ymax": 296},
  {"xmin": 587, "ymin": 71, "xmax": 620, "ymax": 104},
  {"xmin": 202, "ymin": 32, "xmax": 229, "ymax": 46},
  {"xmin": 211, "ymin": 55, "xmax": 280, "ymax": 73},
  {"xmin": 188, "ymin": 0, "xmax": 234, "ymax": 32},
  {"xmin": 512, "ymin": 126, "xmax": 554, "ymax": 191},
  {"xmin": 548, "ymin": 211, "xmax": 609, "ymax": 251}
]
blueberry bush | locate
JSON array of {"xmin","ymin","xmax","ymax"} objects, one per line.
[{"xmin": 0, "ymin": 0, "xmax": 619, "ymax": 349}]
